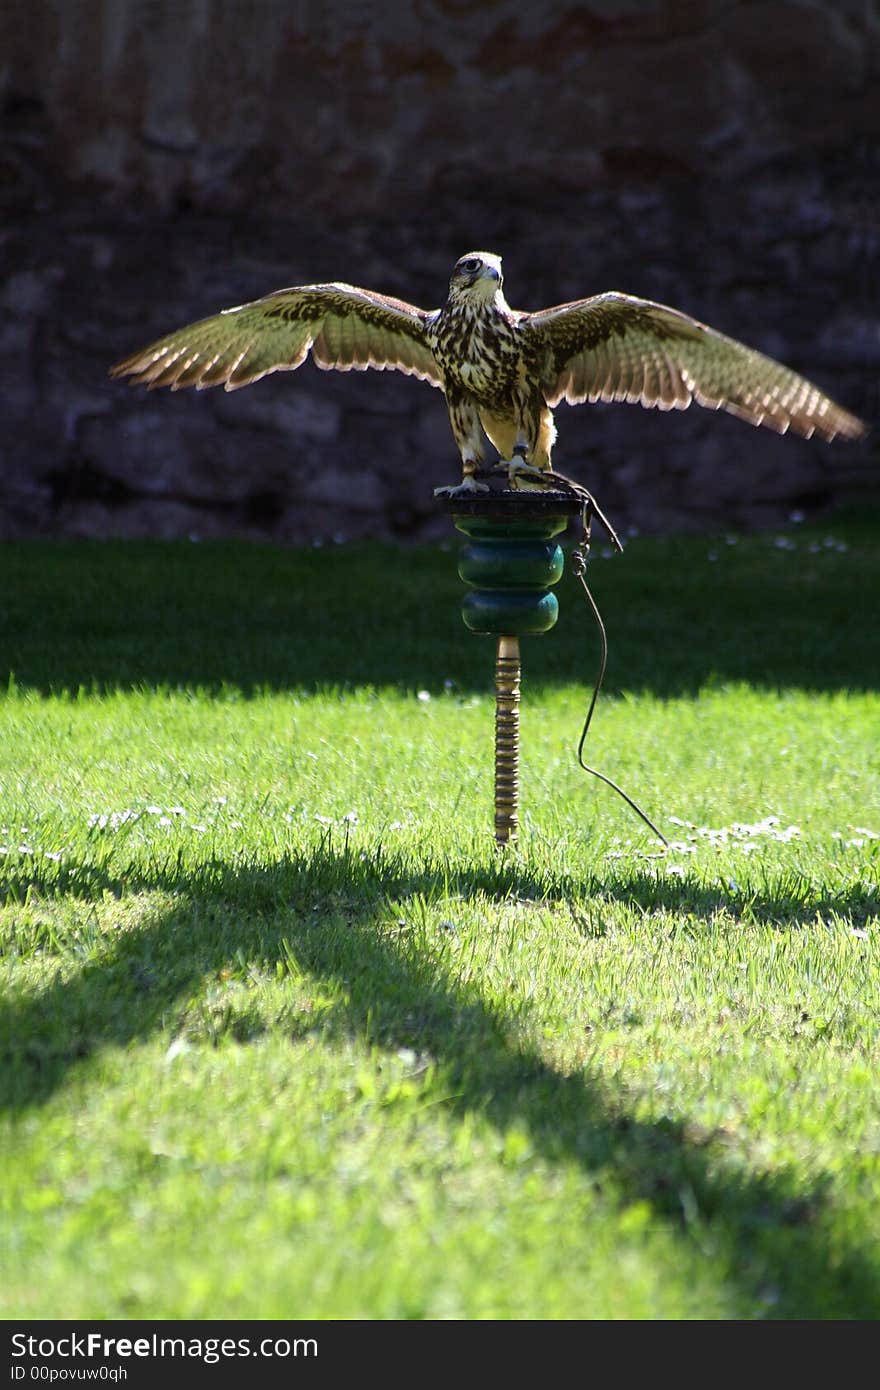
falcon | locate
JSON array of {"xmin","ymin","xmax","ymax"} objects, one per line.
[{"xmin": 110, "ymin": 251, "xmax": 867, "ymax": 495}]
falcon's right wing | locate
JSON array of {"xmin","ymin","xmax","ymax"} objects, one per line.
[{"xmin": 110, "ymin": 283, "xmax": 443, "ymax": 391}]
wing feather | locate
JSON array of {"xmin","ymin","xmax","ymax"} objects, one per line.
[
  {"xmin": 522, "ymin": 292, "xmax": 866, "ymax": 443},
  {"xmin": 110, "ymin": 283, "xmax": 442, "ymax": 392}
]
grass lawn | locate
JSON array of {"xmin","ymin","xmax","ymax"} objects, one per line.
[{"xmin": 1, "ymin": 511, "xmax": 879, "ymax": 1319}]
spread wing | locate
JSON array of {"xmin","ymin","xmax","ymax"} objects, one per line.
[
  {"xmin": 110, "ymin": 283, "xmax": 442, "ymax": 391},
  {"xmin": 522, "ymin": 293, "xmax": 866, "ymax": 443}
]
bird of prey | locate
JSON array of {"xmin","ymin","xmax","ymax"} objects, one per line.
[{"xmin": 110, "ymin": 251, "xmax": 866, "ymax": 495}]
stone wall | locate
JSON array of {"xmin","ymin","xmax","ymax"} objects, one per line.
[{"xmin": 2, "ymin": 0, "xmax": 877, "ymax": 541}]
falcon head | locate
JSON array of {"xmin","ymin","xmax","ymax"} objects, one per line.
[{"xmin": 449, "ymin": 251, "xmax": 503, "ymax": 302}]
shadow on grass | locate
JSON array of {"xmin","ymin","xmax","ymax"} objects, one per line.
[
  {"xmin": 3, "ymin": 530, "xmax": 880, "ymax": 697},
  {"xmin": 3, "ymin": 844, "xmax": 879, "ymax": 1317}
]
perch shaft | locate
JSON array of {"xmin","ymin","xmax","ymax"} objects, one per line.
[{"xmin": 494, "ymin": 635, "xmax": 521, "ymax": 845}]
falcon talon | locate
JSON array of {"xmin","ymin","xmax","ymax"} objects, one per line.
[
  {"xmin": 505, "ymin": 459, "xmax": 549, "ymax": 481},
  {"xmin": 433, "ymin": 479, "xmax": 490, "ymax": 498}
]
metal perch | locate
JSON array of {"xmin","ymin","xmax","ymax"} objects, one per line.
[{"xmin": 439, "ymin": 490, "xmax": 582, "ymax": 848}]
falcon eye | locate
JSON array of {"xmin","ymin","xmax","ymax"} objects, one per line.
[{"xmin": 459, "ymin": 258, "xmax": 480, "ymax": 274}]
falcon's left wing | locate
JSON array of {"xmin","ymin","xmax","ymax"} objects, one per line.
[
  {"xmin": 521, "ymin": 293, "xmax": 866, "ymax": 443},
  {"xmin": 110, "ymin": 283, "xmax": 442, "ymax": 391}
]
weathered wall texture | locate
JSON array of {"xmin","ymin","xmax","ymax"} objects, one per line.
[{"xmin": 1, "ymin": 0, "xmax": 877, "ymax": 541}]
